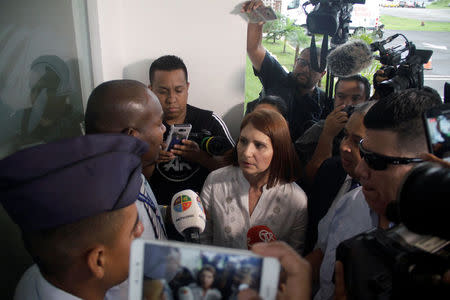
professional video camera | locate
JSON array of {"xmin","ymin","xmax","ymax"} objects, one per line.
[
  {"xmin": 370, "ymin": 34, "xmax": 433, "ymax": 98},
  {"xmin": 302, "ymin": 0, "xmax": 365, "ymax": 74},
  {"xmin": 189, "ymin": 129, "xmax": 233, "ymax": 156},
  {"xmin": 305, "ymin": 0, "xmax": 364, "ymax": 42},
  {"xmin": 336, "ymin": 163, "xmax": 450, "ymax": 299}
]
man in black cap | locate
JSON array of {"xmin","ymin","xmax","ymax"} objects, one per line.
[
  {"xmin": 0, "ymin": 134, "xmax": 147, "ymax": 300},
  {"xmin": 84, "ymin": 79, "xmax": 168, "ymax": 242}
]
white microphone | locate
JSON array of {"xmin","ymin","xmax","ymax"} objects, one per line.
[
  {"xmin": 327, "ymin": 40, "xmax": 373, "ymax": 77},
  {"xmin": 171, "ymin": 189, "xmax": 206, "ymax": 243}
]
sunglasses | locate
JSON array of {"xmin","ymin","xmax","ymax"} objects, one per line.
[{"xmin": 358, "ymin": 139, "xmax": 423, "ymax": 171}]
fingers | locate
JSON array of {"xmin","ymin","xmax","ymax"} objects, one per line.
[
  {"xmin": 158, "ymin": 150, "xmax": 175, "ymax": 162},
  {"xmin": 237, "ymin": 288, "xmax": 262, "ymax": 300},
  {"xmin": 334, "ymin": 261, "xmax": 347, "ymax": 300},
  {"xmin": 252, "ymin": 242, "xmax": 312, "ymax": 300},
  {"xmin": 251, "ymin": 242, "xmax": 308, "ymax": 276},
  {"xmin": 242, "ymin": 0, "xmax": 264, "ymax": 13}
]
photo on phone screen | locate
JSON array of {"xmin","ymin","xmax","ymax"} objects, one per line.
[
  {"xmin": 129, "ymin": 240, "xmax": 279, "ymax": 300},
  {"xmin": 423, "ymin": 104, "xmax": 450, "ymax": 161}
]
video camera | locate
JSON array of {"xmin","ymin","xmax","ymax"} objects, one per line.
[
  {"xmin": 304, "ymin": 0, "xmax": 365, "ymax": 44},
  {"xmin": 371, "ymin": 34, "xmax": 433, "ymax": 98},
  {"xmin": 336, "ymin": 163, "xmax": 450, "ymax": 299},
  {"xmin": 189, "ymin": 129, "xmax": 233, "ymax": 156}
]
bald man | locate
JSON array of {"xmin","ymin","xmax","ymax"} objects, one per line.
[{"xmin": 84, "ymin": 79, "xmax": 167, "ymax": 241}]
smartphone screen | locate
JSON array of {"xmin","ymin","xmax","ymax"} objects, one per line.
[
  {"xmin": 165, "ymin": 124, "xmax": 192, "ymax": 151},
  {"xmin": 129, "ymin": 240, "xmax": 279, "ymax": 300},
  {"xmin": 423, "ymin": 104, "xmax": 450, "ymax": 161}
]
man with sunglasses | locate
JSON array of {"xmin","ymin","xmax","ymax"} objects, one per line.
[
  {"xmin": 311, "ymin": 88, "xmax": 441, "ymax": 300},
  {"xmin": 243, "ymin": 0, "xmax": 332, "ymax": 141}
]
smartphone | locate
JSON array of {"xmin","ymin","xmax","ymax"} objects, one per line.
[
  {"xmin": 247, "ymin": 6, "xmax": 277, "ymax": 23},
  {"xmin": 423, "ymin": 103, "xmax": 450, "ymax": 161},
  {"xmin": 128, "ymin": 239, "xmax": 280, "ymax": 300},
  {"xmin": 165, "ymin": 124, "xmax": 192, "ymax": 151}
]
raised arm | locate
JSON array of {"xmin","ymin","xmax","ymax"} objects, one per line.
[{"xmin": 242, "ymin": 0, "xmax": 266, "ymax": 71}]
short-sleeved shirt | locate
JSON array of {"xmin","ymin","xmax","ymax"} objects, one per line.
[
  {"xmin": 150, "ymin": 104, "xmax": 235, "ymax": 205},
  {"xmin": 253, "ymin": 51, "xmax": 333, "ymax": 141}
]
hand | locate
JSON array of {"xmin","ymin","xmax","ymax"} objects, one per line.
[
  {"xmin": 170, "ymin": 139, "xmax": 203, "ymax": 163},
  {"xmin": 156, "ymin": 143, "xmax": 175, "ymax": 163},
  {"xmin": 237, "ymin": 288, "xmax": 261, "ymax": 300},
  {"xmin": 241, "ymin": 0, "xmax": 266, "ymax": 25},
  {"xmin": 241, "ymin": 0, "xmax": 265, "ymax": 13},
  {"xmin": 334, "ymin": 261, "xmax": 347, "ymax": 300},
  {"xmin": 251, "ymin": 241, "xmax": 312, "ymax": 300},
  {"xmin": 323, "ymin": 105, "xmax": 348, "ymax": 138}
]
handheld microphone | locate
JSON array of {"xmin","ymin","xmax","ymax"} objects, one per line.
[
  {"xmin": 171, "ymin": 189, "xmax": 206, "ymax": 243},
  {"xmin": 326, "ymin": 40, "xmax": 373, "ymax": 77},
  {"xmin": 247, "ymin": 225, "xmax": 277, "ymax": 249}
]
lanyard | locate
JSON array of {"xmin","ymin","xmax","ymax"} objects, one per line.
[{"xmin": 138, "ymin": 191, "xmax": 167, "ymax": 239}]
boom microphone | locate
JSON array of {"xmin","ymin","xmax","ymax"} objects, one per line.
[
  {"xmin": 171, "ymin": 189, "xmax": 206, "ymax": 243},
  {"xmin": 247, "ymin": 225, "xmax": 277, "ymax": 249},
  {"xmin": 327, "ymin": 40, "xmax": 373, "ymax": 77}
]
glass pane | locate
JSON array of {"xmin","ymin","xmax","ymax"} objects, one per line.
[{"xmin": 0, "ymin": 0, "xmax": 91, "ymax": 159}]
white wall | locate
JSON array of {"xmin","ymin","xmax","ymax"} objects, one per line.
[{"xmin": 88, "ymin": 0, "xmax": 248, "ymax": 139}]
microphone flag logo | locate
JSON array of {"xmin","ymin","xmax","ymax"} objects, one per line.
[
  {"xmin": 173, "ymin": 195, "xmax": 192, "ymax": 212},
  {"xmin": 259, "ymin": 229, "xmax": 275, "ymax": 242}
]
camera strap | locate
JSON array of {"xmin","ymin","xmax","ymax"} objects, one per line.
[{"xmin": 310, "ymin": 34, "xmax": 328, "ymax": 73}]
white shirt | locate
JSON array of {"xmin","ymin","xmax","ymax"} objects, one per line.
[
  {"xmin": 200, "ymin": 166, "xmax": 308, "ymax": 253},
  {"xmin": 15, "ymin": 264, "xmax": 82, "ymax": 300},
  {"xmin": 314, "ymin": 188, "xmax": 377, "ymax": 300}
]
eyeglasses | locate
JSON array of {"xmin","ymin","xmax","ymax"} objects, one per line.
[
  {"xmin": 358, "ymin": 139, "xmax": 423, "ymax": 171},
  {"xmin": 296, "ymin": 58, "xmax": 310, "ymax": 69}
]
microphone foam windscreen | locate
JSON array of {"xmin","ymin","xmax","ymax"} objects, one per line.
[
  {"xmin": 327, "ymin": 40, "xmax": 373, "ymax": 77},
  {"xmin": 171, "ymin": 189, "xmax": 206, "ymax": 234}
]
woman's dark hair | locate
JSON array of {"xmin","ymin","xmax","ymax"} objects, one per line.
[
  {"xmin": 252, "ymin": 95, "xmax": 288, "ymax": 120},
  {"xmin": 233, "ymin": 110, "xmax": 300, "ymax": 188}
]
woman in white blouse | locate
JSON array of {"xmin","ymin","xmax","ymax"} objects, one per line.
[{"xmin": 200, "ymin": 109, "xmax": 308, "ymax": 253}]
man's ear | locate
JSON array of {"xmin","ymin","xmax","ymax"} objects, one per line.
[
  {"xmin": 87, "ymin": 245, "xmax": 106, "ymax": 279},
  {"xmin": 123, "ymin": 128, "xmax": 139, "ymax": 137},
  {"xmin": 186, "ymin": 82, "xmax": 190, "ymax": 91}
]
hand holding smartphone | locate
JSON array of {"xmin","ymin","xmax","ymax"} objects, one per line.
[
  {"xmin": 128, "ymin": 239, "xmax": 280, "ymax": 300},
  {"xmin": 165, "ymin": 124, "xmax": 192, "ymax": 152},
  {"xmin": 423, "ymin": 104, "xmax": 450, "ymax": 162}
]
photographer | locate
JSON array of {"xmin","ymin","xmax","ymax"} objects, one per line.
[
  {"xmin": 243, "ymin": 0, "xmax": 332, "ymax": 142},
  {"xmin": 295, "ymin": 75, "xmax": 371, "ymax": 184},
  {"xmin": 311, "ymin": 88, "xmax": 441, "ymax": 300}
]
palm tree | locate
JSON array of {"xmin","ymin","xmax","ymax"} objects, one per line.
[{"xmin": 287, "ymin": 26, "xmax": 310, "ymax": 62}]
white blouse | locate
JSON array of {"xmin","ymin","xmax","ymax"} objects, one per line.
[{"xmin": 200, "ymin": 166, "xmax": 308, "ymax": 253}]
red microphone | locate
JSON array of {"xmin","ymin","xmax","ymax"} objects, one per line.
[{"xmin": 247, "ymin": 225, "xmax": 277, "ymax": 249}]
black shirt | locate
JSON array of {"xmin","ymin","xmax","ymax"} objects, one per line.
[
  {"xmin": 252, "ymin": 51, "xmax": 333, "ymax": 141},
  {"xmin": 150, "ymin": 104, "xmax": 235, "ymax": 205}
]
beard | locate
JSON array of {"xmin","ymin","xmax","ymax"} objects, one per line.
[{"xmin": 292, "ymin": 72, "xmax": 315, "ymax": 90}]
